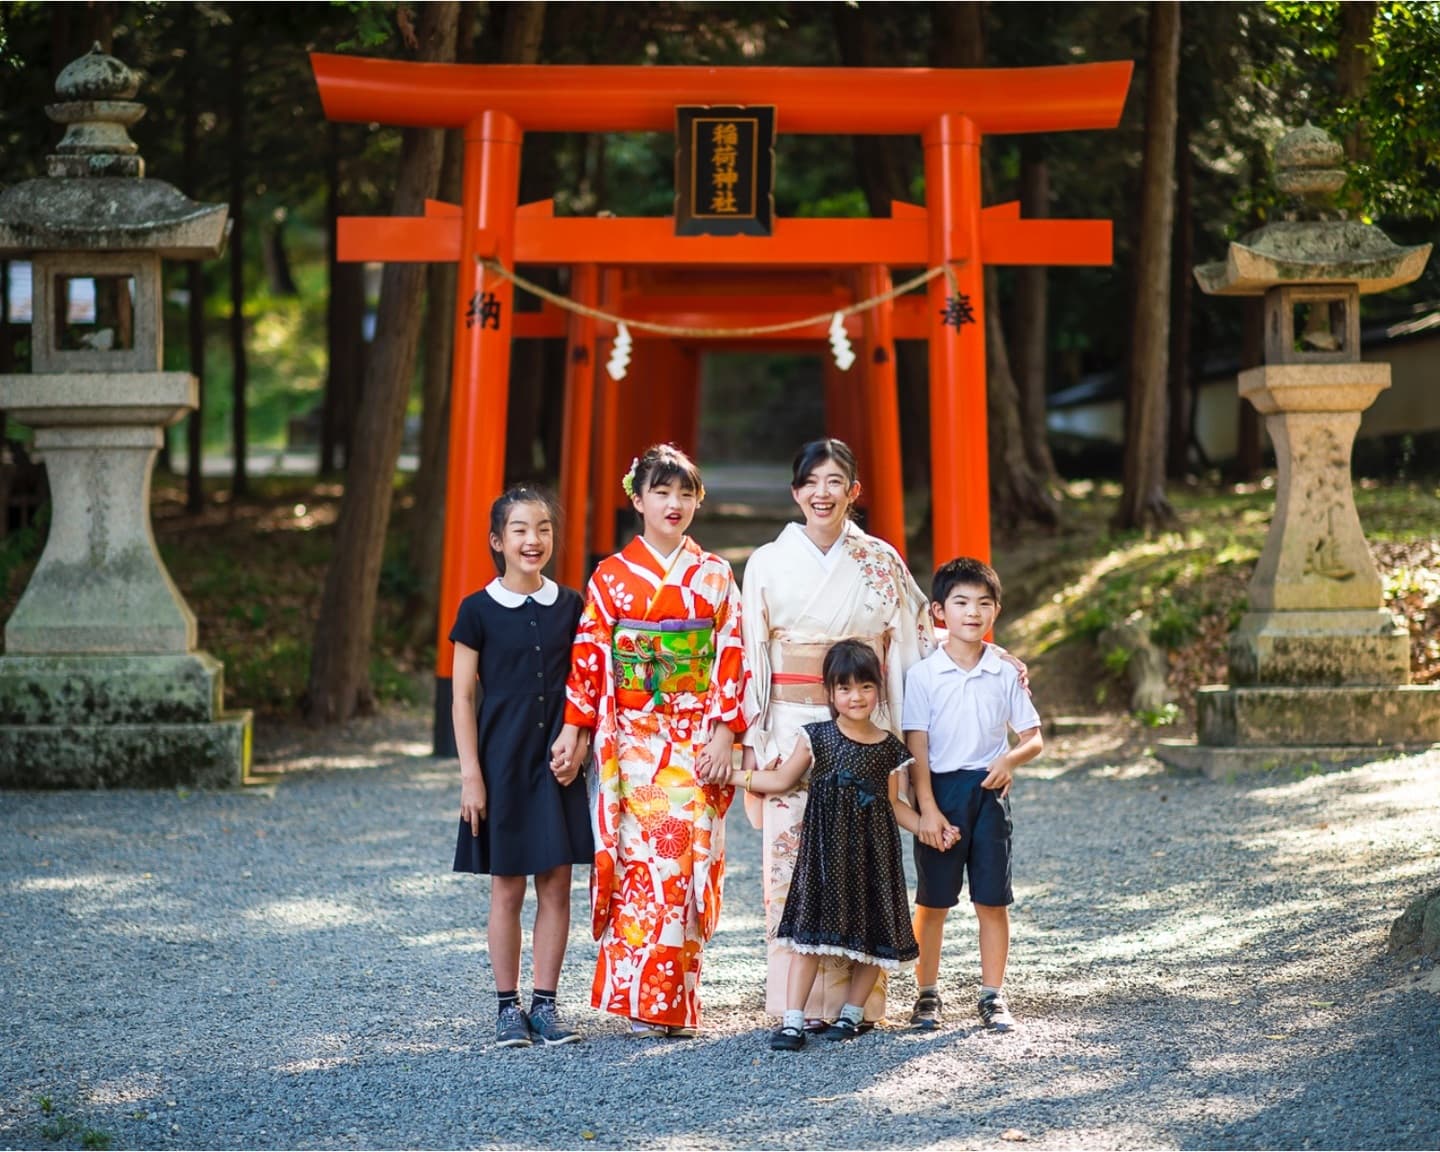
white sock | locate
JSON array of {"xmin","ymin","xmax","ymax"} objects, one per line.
[
  {"xmin": 783, "ymin": 1009, "xmax": 805, "ymax": 1031},
  {"xmin": 839, "ymin": 1003, "xmax": 864, "ymax": 1025}
]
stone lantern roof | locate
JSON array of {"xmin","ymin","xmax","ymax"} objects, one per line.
[
  {"xmin": 0, "ymin": 45, "xmax": 228, "ymax": 258},
  {"xmin": 1195, "ymin": 123, "xmax": 1430, "ymax": 297}
]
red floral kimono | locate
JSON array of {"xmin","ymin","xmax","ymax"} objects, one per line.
[{"xmin": 564, "ymin": 536, "xmax": 750, "ymax": 1029}]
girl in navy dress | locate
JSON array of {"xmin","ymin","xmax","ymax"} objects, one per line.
[
  {"xmin": 729, "ymin": 639, "xmax": 922, "ymax": 1051},
  {"xmin": 451, "ymin": 486, "xmax": 593, "ymax": 1048}
]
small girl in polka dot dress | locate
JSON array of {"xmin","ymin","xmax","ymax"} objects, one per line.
[{"xmin": 730, "ymin": 638, "xmax": 923, "ymax": 1051}]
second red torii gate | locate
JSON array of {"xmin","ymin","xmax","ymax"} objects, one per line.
[{"xmin": 310, "ymin": 54, "xmax": 1133, "ymax": 748}]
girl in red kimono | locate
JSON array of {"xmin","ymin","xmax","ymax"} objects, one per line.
[{"xmin": 553, "ymin": 443, "xmax": 750, "ymax": 1038}]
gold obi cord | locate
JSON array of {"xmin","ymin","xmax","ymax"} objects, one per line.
[
  {"xmin": 769, "ymin": 632, "xmax": 890, "ymax": 706},
  {"xmin": 612, "ymin": 618, "xmax": 715, "ymax": 708}
]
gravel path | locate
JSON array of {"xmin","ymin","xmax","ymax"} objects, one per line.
[{"xmin": 2, "ymin": 722, "xmax": 1438, "ymax": 1151}]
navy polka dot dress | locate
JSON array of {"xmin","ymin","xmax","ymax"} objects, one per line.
[{"xmin": 776, "ymin": 721, "xmax": 920, "ymax": 969}]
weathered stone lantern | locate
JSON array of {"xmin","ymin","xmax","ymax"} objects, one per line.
[
  {"xmin": 0, "ymin": 47, "xmax": 251, "ymax": 786},
  {"xmin": 1162, "ymin": 124, "xmax": 1440, "ymax": 775}
]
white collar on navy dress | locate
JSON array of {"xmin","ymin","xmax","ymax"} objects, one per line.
[{"xmin": 484, "ymin": 576, "xmax": 559, "ymax": 607}]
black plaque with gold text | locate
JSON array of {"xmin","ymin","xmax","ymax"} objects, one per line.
[{"xmin": 674, "ymin": 105, "xmax": 776, "ymax": 237}]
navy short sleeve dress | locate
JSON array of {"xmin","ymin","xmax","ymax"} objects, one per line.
[{"xmin": 450, "ymin": 579, "xmax": 594, "ymax": 877}]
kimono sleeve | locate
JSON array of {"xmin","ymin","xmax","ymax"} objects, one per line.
[
  {"xmin": 704, "ymin": 562, "xmax": 751, "ymax": 735},
  {"xmin": 564, "ymin": 575, "xmax": 612, "ymax": 729},
  {"xmin": 739, "ymin": 554, "xmax": 773, "ymax": 751}
]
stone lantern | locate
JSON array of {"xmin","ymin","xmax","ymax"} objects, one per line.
[
  {"xmin": 0, "ymin": 47, "xmax": 251, "ymax": 786},
  {"xmin": 1161, "ymin": 124, "xmax": 1440, "ymax": 775}
]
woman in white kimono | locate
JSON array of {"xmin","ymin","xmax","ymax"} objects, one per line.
[{"xmin": 739, "ymin": 438, "xmax": 934, "ymax": 1031}]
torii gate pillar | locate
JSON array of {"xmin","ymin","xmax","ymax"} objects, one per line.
[
  {"xmin": 925, "ymin": 114, "xmax": 990, "ymax": 564},
  {"xmin": 435, "ymin": 111, "xmax": 521, "ymax": 748}
]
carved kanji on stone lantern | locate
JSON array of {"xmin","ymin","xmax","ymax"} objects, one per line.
[{"xmin": 0, "ymin": 47, "xmax": 251, "ymax": 786}]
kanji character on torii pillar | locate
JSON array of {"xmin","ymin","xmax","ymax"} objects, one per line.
[{"xmin": 310, "ymin": 55, "xmax": 1133, "ymax": 751}]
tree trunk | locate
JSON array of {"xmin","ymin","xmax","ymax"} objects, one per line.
[
  {"xmin": 987, "ymin": 267, "xmax": 1060, "ymax": 528},
  {"xmin": 1116, "ymin": 1, "xmax": 1180, "ymax": 531},
  {"xmin": 262, "ymin": 215, "xmax": 299, "ymax": 297},
  {"xmin": 402, "ymin": 120, "xmax": 464, "ymax": 649},
  {"xmin": 305, "ymin": 2, "xmax": 461, "ymax": 725},
  {"xmin": 332, "ymin": 261, "xmax": 367, "ymax": 470},
  {"xmin": 1013, "ymin": 140, "xmax": 1059, "ymax": 485},
  {"xmin": 1233, "ymin": 299, "xmax": 1265, "ymax": 482},
  {"xmin": 1337, "ymin": 1, "xmax": 1378, "ymax": 166},
  {"xmin": 1166, "ymin": 117, "xmax": 1194, "ymax": 479},
  {"xmin": 321, "ymin": 122, "xmax": 344, "ymax": 475},
  {"xmin": 181, "ymin": 3, "xmax": 205, "ymax": 514},
  {"xmin": 228, "ymin": 32, "xmax": 248, "ymax": 499}
]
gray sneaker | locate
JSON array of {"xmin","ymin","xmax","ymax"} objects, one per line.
[
  {"xmin": 910, "ymin": 991, "xmax": 943, "ymax": 1031},
  {"xmin": 528, "ymin": 1001, "xmax": 581, "ymax": 1046},
  {"xmin": 495, "ymin": 1004, "xmax": 533, "ymax": 1048},
  {"xmin": 978, "ymin": 991, "xmax": 1017, "ymax": 1032}
]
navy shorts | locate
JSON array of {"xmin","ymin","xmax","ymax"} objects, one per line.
[{"xmin": 914, "ymin": 769, "xmax": 1013, "ymax": 908}]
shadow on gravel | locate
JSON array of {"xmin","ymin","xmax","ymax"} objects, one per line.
[{"xmin": 2, "ymin": 744, "xmax": 1438, "ymax": 1150}]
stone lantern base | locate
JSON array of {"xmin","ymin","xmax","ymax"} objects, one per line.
[{"xmin": 0, "ymin": 654, "xmax": 251, "ymax": 788}]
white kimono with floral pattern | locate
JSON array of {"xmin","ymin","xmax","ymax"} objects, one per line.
[{"xmin": 741, "ymin": 520, "xmax": 933, "ymax": 1020}]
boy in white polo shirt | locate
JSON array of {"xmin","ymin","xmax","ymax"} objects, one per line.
[{"xmin": 902, "ymin": 557, "xmax": 1042, "ymax": 1033}]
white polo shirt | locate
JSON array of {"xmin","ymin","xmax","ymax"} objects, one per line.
[{"xmin": 901, "ymin": 644, "xmax": 1041, "ymax": 774}]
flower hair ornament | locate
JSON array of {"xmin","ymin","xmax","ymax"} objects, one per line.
[{"xmin": 620, "ymin": 457, "xmax": 640, "ymax": 498}]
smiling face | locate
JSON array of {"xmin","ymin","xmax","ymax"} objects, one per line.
[
  {"xmin": 828, "ymin": 677, "xmax": 879, "ymax": 724},
  {"xmin": 935, "ymin": 581, "xmax": 1000, "ymax": 644},
  {"xmin": 633, "ymin": 477, "xmax": 698, "ymax": 550},
  {"xmin": 490, "ymin": 500, "xmax": 554, "ymax": 582},
  {"xmin": 792, "ymin": 457, "xmax": 860, "ymax": 535}
]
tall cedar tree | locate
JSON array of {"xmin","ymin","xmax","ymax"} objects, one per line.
[
  {"xmin": 1116, "ymin": 1, "xmax": 1180, "ymax": 531},
  {"xmin": 306, "ymin": 3, "xmax": 461, "ymax": 724}
]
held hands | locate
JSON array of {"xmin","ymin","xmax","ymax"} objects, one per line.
[
  {"xmin": 550, "ymin": 725, "xmax": 588, "ymax": 786},
  {"xmin": 460, "ymin": 773, "xmax": 487, "ymax": 836},
  {"xmin": 917, "ymin": 805, "xmax": 960, "ymax": 852},
  {"xmin": 695, "ymin": 725, "xmax": 736, "ymax": 785}
]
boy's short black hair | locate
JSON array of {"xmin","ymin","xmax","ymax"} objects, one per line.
[
  {"xmin": 822, "ymin": 639, "xmax": 883, "ymax": 711},
  {"xmin": 931, "ymin": 557, "xmax": 1002, "ymax": 606}
]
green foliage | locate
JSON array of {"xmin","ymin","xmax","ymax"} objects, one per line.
[
  {"xmin": 1265, "ymin": 1, "xmax": 1440, "ymax": 219},
  {"xmin": 1137, "ymin": 702, "xmax": 1181, "ymax": 728},
  {"xmin": 1102, "ymin": 646, "xmax": 1133, "ymax": 676}
]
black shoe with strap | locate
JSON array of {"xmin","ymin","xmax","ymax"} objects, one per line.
[
  {"xmin": 769, "ymin": 1025, "xmax": 806, "ymax": 1052},
  {"xmin": 822, "ymin": 1017, "xmax": 863, "ymax": 1041},
  {"xmin": 978, "ymin": 991, "xmax": 1017, "ymax": 1032}
]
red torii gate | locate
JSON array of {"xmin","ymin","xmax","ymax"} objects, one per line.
[{"xmin": 310, "ymin": 55, "xmax": 1133, "ymax": 748}]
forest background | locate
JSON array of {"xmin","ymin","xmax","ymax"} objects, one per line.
[{"xmin": 0, "ymin": 0, "xmax": 1437, "ymax": 731}]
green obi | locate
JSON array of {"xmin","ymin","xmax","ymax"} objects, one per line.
[{"xmin": 612, "ymin": 618, "xmax": 715, "ymax": 706}]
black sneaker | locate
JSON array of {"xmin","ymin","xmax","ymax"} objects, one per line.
[
  {"xmin": 769, "ymin": 1025, "xmax": 806, "ymax": 1052},
  {"xmin": 978, "ymin": 991, "xmax": 1017, "ymax": 1032},
  {"xmin": 822, "ymin": 1017, "xmax": 863, "ymax": 1041},
  {"xmin": 495, "ymin": 1004, "xmax": 533, "ymax": 1048},
  {"xmin": 910, "ymin": 991, "xmax": 943, "ymax": 1031},
  {"xmin": 528, "ymin": 1001, "xmax": 581, "ymax": 1046}
]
